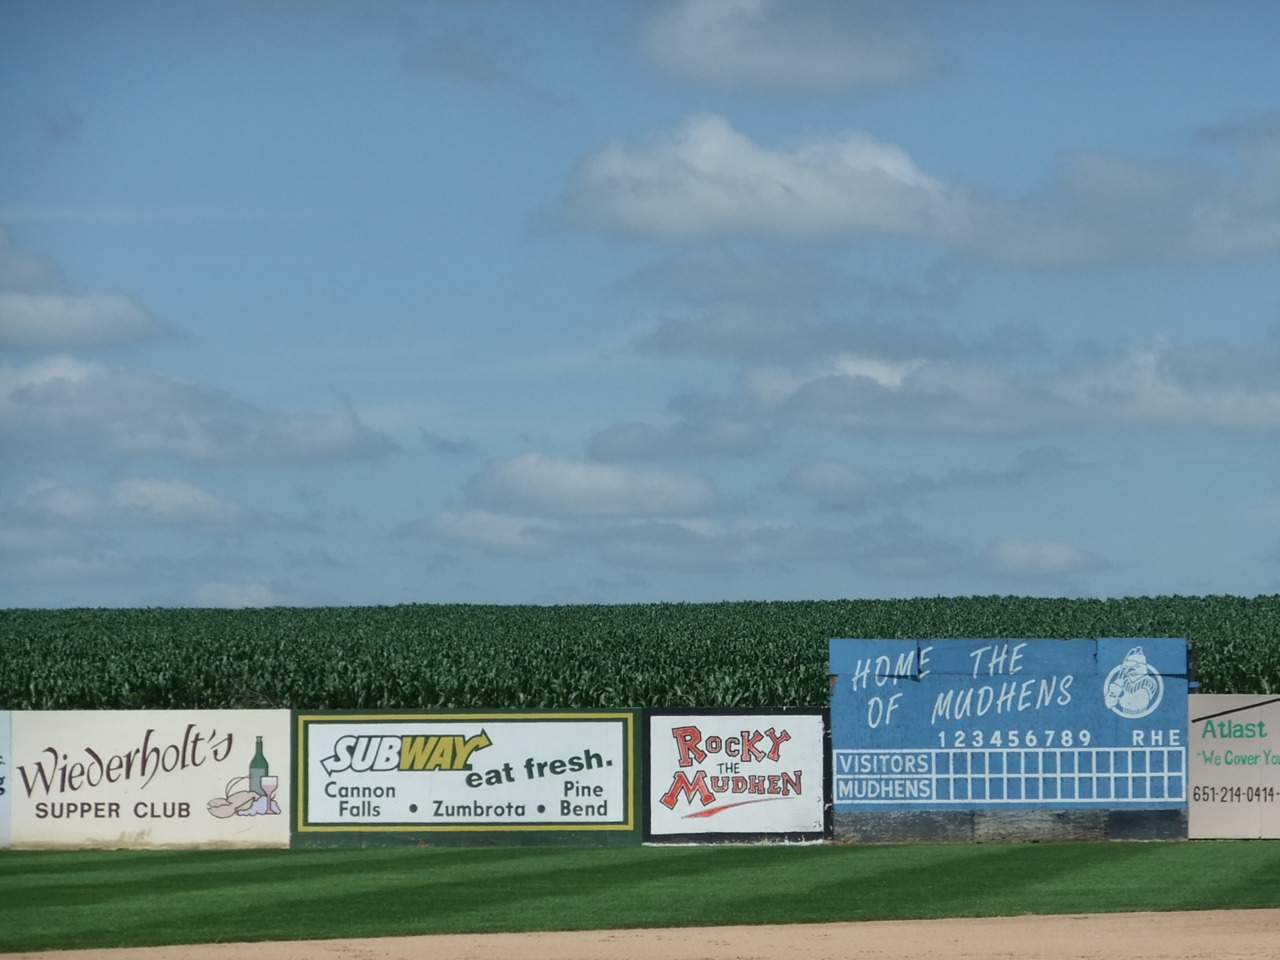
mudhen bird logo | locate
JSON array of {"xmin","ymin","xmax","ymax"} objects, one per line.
[{"xmin": 1103, "ymin": 646, "xmax": 1164, "ymax": 720}]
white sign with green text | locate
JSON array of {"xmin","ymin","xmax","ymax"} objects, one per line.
[{"xmin": 1188, "ymin": 694, "xmax": 1280, "ymax": 839}]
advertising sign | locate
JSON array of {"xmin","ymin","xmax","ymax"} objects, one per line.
[
  {"xmin": 1188, "ymin": 694, "xmax": 1280, "ymax": 839},
  {"xmin": 645, "ymin": 709, "xmax": 828, "ymax": 840},
  {"xmin": 0, "ymin": 711, "xmax": 10, "ymax": 848},
  {"xmin": 297, "ymin": 711, "xmax": 635, "ymax": 833},
  {"xmin": 831, "ymin": 638, "xmax": 1188, "ymax": 810},
  {"xmin": 10, "ymin": 710, "xmax": 290, "ymax": 848}
]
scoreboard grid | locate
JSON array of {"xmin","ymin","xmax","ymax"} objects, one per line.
[{"xmin": 836, "ymin": 746, "xmax": 1187, "ymax": 805}]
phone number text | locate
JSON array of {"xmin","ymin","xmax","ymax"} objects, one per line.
[{"xmin": 1192, "ymin": 786, "xmax": 1277, "ymax": 803}]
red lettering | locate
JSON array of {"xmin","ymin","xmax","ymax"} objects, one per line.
[
  {"xmin": 740, "ymin": 730, "xmax": 765, "ymax": 763},
  {"xmin": 671, "ymin": 726, "xmax": 706, "ymax": 768},
  {"xmin": 764, "ymin": 727, "xmax": 790, "ymax": 761},
  {"xmin": 660, "ymin": 770, "xmax": 715, "ymax": 809}
]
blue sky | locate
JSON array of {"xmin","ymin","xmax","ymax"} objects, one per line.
[{"xmin": 3, "ymin": 0, "xmax": 1280, "ymax": 608}]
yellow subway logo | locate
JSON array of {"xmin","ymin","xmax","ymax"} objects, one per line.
[{"xmin": 320, "ymin": 731, "xmax": 491, "ymax": 774}]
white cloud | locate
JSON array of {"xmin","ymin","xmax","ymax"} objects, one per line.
[
  {"xmin": 110, "ymin": 478, "xmax": 254, "ymax": 526},
  {"xmin": 403, "ymin": 33, "xmax": 508, "ymax": 87},
  {"xmin": 604, "ymin": 324, "xmax": 1280, "ymax": 458},
  {"xmin": 404, "ymin": 509, "xmax": 559, "ymax": 557},
  {"xmin": 0, "ymin": 522, "xmax": 88, "ymax": 557},
  {"xmin": 589, "ymin": 412, "xmax": 769, "ymax": 460},
  {"xmin": 192, "ymin": 580, "xmax": 302, "ymax": 608},
  {"xmin": 404, "ymin": 507, "xmax": 858, "ymax": 572},
  {"xmin": 638, "ymin": 302, "xmax": 977, "ymax": 366},
  {"xmin": 401, "ymin": 467, "xmax": 1108, "ymax": 590},
  {"xmin": 0, "ymin": 228, "xmax": 61, "ymax": 290},
  {"xmin": 609, "ymin": 247, "xmax": 1280, "ymax": 451},
  {"xmin": 4, "ymin": 550, "xmax": 136, "ymax": 585},
  {"xmin": 16, "ymin": 479, "xmax": 99, "ymax": 523},
  {"xmin": 0, "ymin": 291, "xmax": 169, "ymax": 351},
  {"xmin": 0, "ymin": 229, "xmax": 168, "ymax": 350},
  {"xmin": 980, "ymin": 538, "xmax": 1109, "ymax": 581},
  {"xmin": 770, "ymin": 355, "xmax": 1032, "ymax": 434},
  {"xmin": 401, "ymin": 30, "xmax": 570, "ymax": 107},
  {"xmin": 558, "ymin": 113, "xmax": 970, "ymax": 243},
  {"xmin": 747, "ymin": 353, "xmax": 924, "ymax": 406},
  {"xmin": 561, "ymin": 113, "xmax": 1280, "ymax": 264},
  {"xmin": 0, "ymin": 522, "xmax": 135, "ymax": 585},
  {"xmin": 759, "ymin": 337, "xmax": 1280, "ymax": 435},
  {"xmin": 15, "ymin": 476, "xmax": 294, "ymax": 532},
  {"xmin": 591, "ymin": 516, "xmax": 853, "ymax": 570},
  {"xmin": 616, "ymin": 251, "xmax": 842, "ymax": 310},
  {"xmin": 849, "ymin": 523, "xmax": 967, "ymax": 580},
  {"xmin": 782, "ymin": 449, "xmax": 1074, "ymax": 514},
  {"xmin": 639, "ymin": 0, "xmax": 947, "ymax": 92},
  {"xmin": 971, "ymin": 149, "xmax": 1280, "ymax": 266},
  {"xmin": 464, "ymin": 452, "xmax": 720, "ymax": 518},
  {"xmin": 782, "ymin": 460, "xmax": 885, "ymax": 512},
  {"xmin": 1048, "ymin": 339, "xmax": 1280, "ymax": 429},
  {"xmin": 0, "ymin": 356, "xmax": 395, "ymax": 465}
]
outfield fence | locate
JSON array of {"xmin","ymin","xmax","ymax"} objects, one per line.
[{"xmin": 2, "ymin": 648, "xmax": 1278, "ymax": 847}]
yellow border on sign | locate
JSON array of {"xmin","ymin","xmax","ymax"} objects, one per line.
[{"xmin": 295, "ymin": 711, "xmax": 636, "ymax": 832}]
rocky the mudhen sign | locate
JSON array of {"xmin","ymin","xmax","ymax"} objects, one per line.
[{"xmin": 645, "ymin": 709, "xmax": 827, "ymax": 840}]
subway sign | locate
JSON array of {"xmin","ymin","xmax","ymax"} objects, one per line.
[{"xmin": 296, "ymin": 712, "xmax": 635, "ymax": 832}]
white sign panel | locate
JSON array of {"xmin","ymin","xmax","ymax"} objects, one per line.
[
  {"xmin": 298, "ymin": 712, "xmax": 635, "ymax": 832},
  {"xmin": 10, "ymin": 710, "xmax": 290, "ymax": 848},
  {"xmin": 1188, "ymin": 694, "xmax": 1280, "ymax": 839},
  {"xmin": 647, "ymin": 711, "xmax": 826, "ymax": 837},
  {"xmin": 0, "ymin": 711, "xmax": 10, "ymax": 848}
]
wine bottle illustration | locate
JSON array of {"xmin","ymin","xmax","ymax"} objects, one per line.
[{"xmin": 249, "ymin": 736, "xmax": 269, "ymax": 797}]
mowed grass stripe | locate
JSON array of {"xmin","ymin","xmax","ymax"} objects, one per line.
[{"xmin": 3, "ymin": 842, "xmax": 1280, "ymax": 952}]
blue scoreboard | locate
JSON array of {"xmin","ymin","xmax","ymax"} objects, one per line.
[{"xmin": 830, "ymin": 637, "xmax": 1188, "ymax": 811}]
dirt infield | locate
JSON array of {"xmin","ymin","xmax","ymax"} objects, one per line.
[{"xmin": 6, "ymin": 910, "xmax": 1278, "ymax": 960}]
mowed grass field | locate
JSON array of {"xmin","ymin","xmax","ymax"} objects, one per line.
[{"xmin": 3, "ymin": 841, "xmax": 1280, "ymax": 953}]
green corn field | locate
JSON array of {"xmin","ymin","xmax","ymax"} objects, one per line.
[{"xmin": 2, "ymin": 596, "xmax": 1279, "ymax": 711}]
